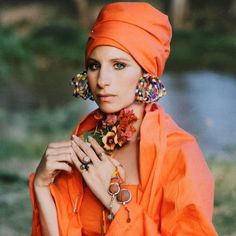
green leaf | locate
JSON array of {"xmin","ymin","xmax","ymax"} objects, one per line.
[{"xmin": 83, "ymin": 131, "xmax": 92, "ymax": 141}]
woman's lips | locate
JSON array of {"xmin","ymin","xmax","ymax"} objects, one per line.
[{"xmin": 97, "ymin": 94, "xmax": 115, "ymax": 102}]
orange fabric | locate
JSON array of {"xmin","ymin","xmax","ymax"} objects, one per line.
[
  {"xmin": 80, "ymin": 184, "xmax": 138, "ymax": 235},
  {"xmin": 29, "ymin": 103, "xmax": 218, "ymax": 235},
  {"xmin": 86, "ymin": 2, "xmax": 172, "ymax": 77}
]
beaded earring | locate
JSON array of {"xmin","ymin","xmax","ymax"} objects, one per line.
[
  {"xmin": 71, "ymin": 71, "xmax": 94, "ymax": 100},
  {"xmin": 135, "ymin": 73, "xmax": 167, "ymax": 103}
]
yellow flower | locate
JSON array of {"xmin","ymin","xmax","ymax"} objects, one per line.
[{"xmin": 102, "ymin": 130, "xmax": 117, "ymax": 151}]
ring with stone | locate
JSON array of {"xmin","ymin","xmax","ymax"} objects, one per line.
[
  {"xmin": 80, "ymin": 163, "xmax": 89, "ymax": 171},
  {"xmin": 83, "ymin": 155, "xmax": 91, "ymax": 164}
]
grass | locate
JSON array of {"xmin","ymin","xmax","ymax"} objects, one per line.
[
  {"xmin": 210, "ymin": 160, "xmax": 236, "ymax": 235},
  {"xmin": 0, "ymin": 100, "xmax": 88, "ymax": 159}
]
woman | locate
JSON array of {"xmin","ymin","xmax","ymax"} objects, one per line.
[{"xmin": 30, "ymin": 2, "xmax": 218, "ymax": 235}]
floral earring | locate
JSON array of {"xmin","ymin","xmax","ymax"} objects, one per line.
[
  {"xmin": 135, "ymin": 73, "xmax": 166, "ymax": 103},
  {"xmin": 71, "ymin": 71, "xmax": 94, "ymax": 100}
]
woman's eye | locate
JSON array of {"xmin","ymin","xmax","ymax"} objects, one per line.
[
  {"xmin": 87, "ymin": 62, "xmax": 100, "ymax": 71},
  {"xmin": 114, "ymin": 63, "xmax": 126, "ymax": 70}
]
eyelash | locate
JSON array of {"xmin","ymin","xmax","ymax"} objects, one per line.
[
  {"xmin": 87, "ymin": 62, "xmax": 126, "ymax": 71},
  {"xmin": 87, "ymin": 62, "xmax": 99, "ymax": 71},
  {"xmin": 114, "ymin": 63, "xmax": 126, "ymax": 70}
]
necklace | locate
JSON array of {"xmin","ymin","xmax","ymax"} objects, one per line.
[{"xmin": 83, "ymin": 108, "xmax": 138, "ymax": 156}]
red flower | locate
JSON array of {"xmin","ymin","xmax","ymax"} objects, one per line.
[
  {"xmin": 115, "ymin": 135, "xmax": 127, "ymax": 147},
  {"xmin": 94, "ymin": 110, "xmax": 103, "ymax": 120},
  {"xmin": 118, "ymin": 109, "xmax": 137, "ymax": 124},
  {"xmin": 124, "ymin": 124, "xmax": 136, "ymax": 140},
  {"xmin": 105, "ymin": 114, "xmax": 118, "ymax": 126},
  {"xmin": 88, "ymin": 108, "xmax": 137, "ymax": 154}
]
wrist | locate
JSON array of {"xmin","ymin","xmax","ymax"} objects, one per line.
[
  {"xmin": 34, "ymin": 176, "xmax": 52, "ymax": 188},
  {"xmin": 104, "ymin": 193, "xmax": 122, "ymax": 221},
  {"xmin": 111, "ymin": 200, "xmax": 121, "ymax": 215}
]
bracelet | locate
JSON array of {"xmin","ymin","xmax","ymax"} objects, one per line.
[
  {"xmin": 107, "ymin": 167, "xmax": 132, "ymax": 222},
  {"xmin": 107, "ymin": 195, "xmax": 115, "ymax": 221},
  {"xmin": 107, "ymin": 168, "xmax": 121, "ymax": 222}
]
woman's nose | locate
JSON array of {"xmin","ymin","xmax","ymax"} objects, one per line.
[{"xmin": 97, "ymin": 68, "xmax": 111, "ymax": 88}]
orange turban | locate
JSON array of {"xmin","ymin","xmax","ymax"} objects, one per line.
[{"xmin": 86, "ymin": 2, "xmax": 172, "ymax": 77}]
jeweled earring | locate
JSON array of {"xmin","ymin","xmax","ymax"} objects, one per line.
[
  {"xmin": 71, "ymin": 71, "xmax": 94, "ymax": 100},
  {"xmin": 135, "ymin": 73, "xmax": 167, "ymax": 103}
]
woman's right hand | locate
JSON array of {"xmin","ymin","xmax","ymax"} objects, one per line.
[{"xmin": 34, "ymin": 141, "xmax": 73, "ymax": 187}]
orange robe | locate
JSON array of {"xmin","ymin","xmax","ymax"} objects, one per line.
[{"xmin": 29, "ymin": 103, "xmax": 218, "ymax": 235}]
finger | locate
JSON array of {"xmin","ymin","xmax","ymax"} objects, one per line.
[
  {"xmin": 70, "ymin": 150, "xmax": 89, "ymax": 175},
  {"xmin": 87, "ymin": 136, "xmax": 107, "ymax": 161},
  {"xmin": 109, "ymin": 158, "xmax": 121, "ymax": 167},
  {"xmin": 72, "ymin": 136, "xmax": 99, "ymax": 165},
  {"xmin": 71, "ymin": 141, "xmax": 92, "ymax": 163},
  {"xmin": 70, "ymin": 149, "xmax": 82, "ymax": 169},
  {"xmin": 47, "ymin": 141, "xmax": 71, "ymax": 149},
  {"xmin": 51, "ymin": 162, "xmax": 72, "ymax": 173},
  {"xmin": 46, "ymin": 146, "xmax": 72, "ymax": 156},
  {"xmin": 72, "ymin": 136, "xmax": 92, "ymax": 153},
  {"xmin": 46, "ymin": 153, "xmax": 73, "ymax": 165}
]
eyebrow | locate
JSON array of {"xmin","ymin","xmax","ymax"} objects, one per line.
[{"xmin": 87, "ymin": 57, "xmax": 131, "ymax": 62}]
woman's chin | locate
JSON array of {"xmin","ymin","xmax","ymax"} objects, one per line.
[
  {"xmin": 98, "ymin": 105, "xmax": 121, "ymax": 114},
  {"xmin": 96, "ymin": 102, "xmax": 125, "ymax": 113},
  {"xmin": 96, "ymin": 101, "xmax": 142, "ymax": 114}
]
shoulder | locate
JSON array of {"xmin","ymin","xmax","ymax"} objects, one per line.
[
  {"xmin": 163, "ymin": 132, "xmax": 213, "ymax": 188},
  {"xmin": 72, "ymin": 109, "xmax": 99, "ymax": 136},
  {"xmin": 154, "ymin": 105, "xmax": 213, "ymax": 180}
]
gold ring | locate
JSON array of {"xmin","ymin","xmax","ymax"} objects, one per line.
[{"xmin": 98, "ymin": 152, "xmax": 106, "ymax": 159}]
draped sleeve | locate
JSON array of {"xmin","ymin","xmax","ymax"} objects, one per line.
[
  {"xmin": 105, "ymin": 138, "xmax": 217, "ymax": 235},
  {"xmin": 29, "ymin": 170, "xmax": 84, "ymax": 236}
]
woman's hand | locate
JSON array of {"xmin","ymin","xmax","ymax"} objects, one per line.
[
  {"xmin": 71, "ymin": 135, "xmax": 125, "ymax": 211},
  {"xmin": 34, "ymin": 141, "xmax": 73, "ymax": 187}
]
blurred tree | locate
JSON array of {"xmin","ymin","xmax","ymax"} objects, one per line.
[
  {"xmin": 230, "ymin": 0, "xmax": 236, "ymax": 15},
  {"xmin": 72, "ymin": 0, "xmax": 89, "ymax": 29},
  {"xmin": 169, "ymin": 0, "xmax": 190, "ymax": 29}
]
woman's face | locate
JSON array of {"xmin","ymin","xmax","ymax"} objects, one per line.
[{"xmin": 87, "ymin": 46, "xmax": 143, "ymax": 113}]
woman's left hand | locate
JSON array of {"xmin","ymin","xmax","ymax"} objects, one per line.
[{"xmin": 70, "ymin": 135, "xmax": 124, "ymax": 211}]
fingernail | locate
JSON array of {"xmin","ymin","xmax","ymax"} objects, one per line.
[
  {"xmin": 86, "ymin": 142, "xmax": 91, "ymax": 147},
  {"xmin": 88, "ymin": 136, "xmax": 93, "ymax": 141},
  {"xmin": 73, "ymin": 135, "xmax": 80, "ymax": 140}
]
